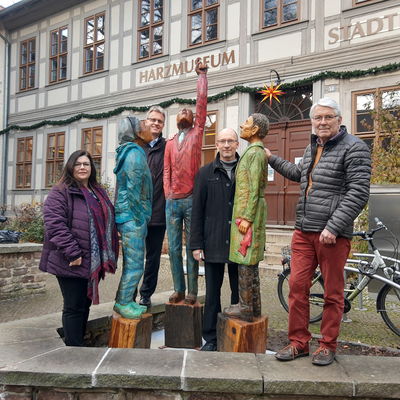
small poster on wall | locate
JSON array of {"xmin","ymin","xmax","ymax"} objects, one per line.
[
  {"xmin": 295, "ymin": 157, "xmax": 303, "ymax": 165},
  {"xmin": 267, "ymin": 165, "xmax": 274, "ymax": 182}
]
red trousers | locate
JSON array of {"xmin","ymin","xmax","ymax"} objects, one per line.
[{"xmin": 288, "ymin": 230, "xmax": 350, "ymax": 351}]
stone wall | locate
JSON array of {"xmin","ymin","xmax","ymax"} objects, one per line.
[{"xmin": 0, "ymin": 243, "xmax": 45, "ymax": 300}]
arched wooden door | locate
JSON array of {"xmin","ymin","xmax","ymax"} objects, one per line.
[{"xmin": 263, "ymin": 119, "xmax": 311, "ymax": 225}]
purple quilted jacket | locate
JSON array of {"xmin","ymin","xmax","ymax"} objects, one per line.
[{"xmin": 39, "ymin": 184, "xmax": 96, "ymax": 279}]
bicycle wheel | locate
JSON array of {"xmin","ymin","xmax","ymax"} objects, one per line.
[
  {"xmin": 376, "ymin": 283, "xmax": 400, "ymax": 336},
  {"xmin": 277, "ymin": 268, "xmax": 325, "ymax": 323}
]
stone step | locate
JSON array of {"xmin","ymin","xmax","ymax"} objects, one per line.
[
  {"xmin": 263, "ymin": 253, "xmax": 284, "ymax": 266},
  {"xmin": 265, "ymin": 243, "xmax": 290, "ymax": 255},
  {"xmin": 265, "ymin": 231, "xmax": 293, "ymax": 246}
]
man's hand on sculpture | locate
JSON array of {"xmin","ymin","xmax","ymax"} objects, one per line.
[
  {"xmin": 192, "ymin": 249, "xmax": 204, "ymax": 261},
  {"xmin": 238, "ymin": 218, "xmax": 252, "ymax": 234},
  {"xmin": 264, "ymin": 148, "xmax": 272, "ymax": 158},
  {"xmin": 319, "ymin": 228, "xmax": 337, "ymax": 245},
  {"xmin": 195, "ymin": 59, "xmax": 208, "ymax": 75},
  {"xmin": 69, "ymin": 257, "xmax": 82, "ymax": 266}
]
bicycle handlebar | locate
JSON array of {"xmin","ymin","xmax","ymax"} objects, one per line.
[{"xmin": 352, "ymin": 217, "xmax": 387, "ymax": 239}]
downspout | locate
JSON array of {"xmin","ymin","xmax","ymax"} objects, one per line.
[{"xmin": 0, "ymin": 30, "xmax": 10, "ymax": 212}]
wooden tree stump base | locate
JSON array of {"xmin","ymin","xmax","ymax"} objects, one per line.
[
  {"xmin": 164, "ymin": 301, "xmax": 203, "ymax": 349},
  {"xmin": 108, "ymin": 312, "xmax": 153, "ymax": 348},
  {"xmin": 217, "ymin": 313, "xmax": 268, "ymax": 353}
]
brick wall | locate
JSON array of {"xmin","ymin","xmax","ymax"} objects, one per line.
[{"xmin": 0, "ymin": 243, "xmax": 46, "ymax": 300}]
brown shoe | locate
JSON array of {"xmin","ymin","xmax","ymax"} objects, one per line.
[
  {"xmin": 312, "ymin": 346, "xmax": 335, "ymax": 366},
  {"xmin": 184, "ymin": 293, "xmax": 197, "ymax": 305},
  {"xmin": 168, "ymin": 291, "xmax": 185, "ymax": 303},
  {"xmin": 275, "ymin": 344, "xmax": 309, "ymax": 361}
]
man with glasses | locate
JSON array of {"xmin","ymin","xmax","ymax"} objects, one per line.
[
  {"xmin": 163, "ymin": 60, "xmax": 208, "ymax": 305},
  {"xmin": 135, "ymin": 106, "xmax": 167, "ymax": 308},
  {"xmin": 190, "ymin": 128, "xmax": 240, "ymax": 351},
  {"xmin": 265, "ymin": 97, "xmax": 371, "ymax": 366}
]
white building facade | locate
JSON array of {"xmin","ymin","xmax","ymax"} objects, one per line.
[{"xmin": 0, "ymin": 0, "xmax": 399, "ymax": 225}]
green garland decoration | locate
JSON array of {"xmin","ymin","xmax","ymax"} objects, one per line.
[{"xmin": 1, "ymin": 62, "xmax": 400, "ymax": 135}]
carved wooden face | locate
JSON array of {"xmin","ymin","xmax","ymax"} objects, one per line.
[
  {"xmin": 137, "ymin": 120, "xmax": 153, "ymax": 144},
  {"xmin": 240, "ymin": 116, "xmax": 258, "ymax": 141},
  {"xmin": 176, "ymin": 108, "xmax": 194, "ymax": 130}
]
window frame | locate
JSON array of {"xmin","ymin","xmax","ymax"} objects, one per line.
[
  {"xmin": 81, "ymin": 126, "xmax": 103, "ymax": 178},
  {"xmin": 352, "ymin": 85, "xmax": 400, "ymax": 146},
  {"xmin": 83, "ymin": 12, "xmax": 106, "ymax": 75},
  {"xmin": 201, "ymin": 110, "xmax": 218, "ymax": 166},
  {"xmin": 188, "ymin": 0, "xmax": 220, "ymax": 48},
  {"xmin": 16, "ymin": 137, "xmax": 33, "ymax": 189},
  {"xmin": 49, "ymin": 26, "xmax": 68, "ymax": 84},
  {"xmin": 260, "ymin": 0, "xmax": 299, "ymax": 31},
  {"xmin": 352, "ymin": 0, "xmax": 380, "ymax": 7},
  {"xmin": 19, "ymin": 37, "xmax": 36, "ymax": 92},
  {"xmin": 45, "ymin": 132, "xmax": 65, "ymax": 187},
  {"xmin": 137, "ymin": 0, "xmax": 164, "ymax": 61}
]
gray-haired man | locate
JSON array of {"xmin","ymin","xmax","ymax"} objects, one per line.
[{"xmin": 265, "ymin": 98, "xmax": 371, "ymax": 365}]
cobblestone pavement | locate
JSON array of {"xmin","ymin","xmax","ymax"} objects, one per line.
[{"xmin": 0, "ymin": 255, "xmax": 399, "ymax": 349}]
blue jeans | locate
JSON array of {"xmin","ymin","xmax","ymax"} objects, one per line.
[
  {"xmin": 166, "ymin": 197, "xmax": 198, "ymax": 295},
  {"xmin": 115, "ymin": 220, "xmax": 147, "ymax": 305}
]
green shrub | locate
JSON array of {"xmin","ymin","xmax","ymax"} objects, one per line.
[{"xmin": 3, "ymin": 202, "xmax": 44, "ymax": 243}]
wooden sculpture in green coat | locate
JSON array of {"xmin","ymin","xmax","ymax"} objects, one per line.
[{"xmin": 225, "ymin": 113, "xmax": 269, "ymax": 322}]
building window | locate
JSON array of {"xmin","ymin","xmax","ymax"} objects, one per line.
[
  {"xmin": 189, "ymin": 0, "xmax": 219, "ymax": 47},
  {"xmin": 19, "ymin": 38, "xmax": 35, "ymax": 91},
  {"xmin": 353, "ymin": 86, "xmax": 400, "ymax": 148},
  {"xmin": 49, "ymin": 27, "xmax": 68, "ymax": 83},
  {"xmin": 202, "ymin": 112, "xmax": 218, "ymax": 166},
  {"xmin": 16, "ymin": 137, "xmax": 33, "ymax": 188},
  {"xmin": 46, "ymin": 132, "xmax": 65, "ymax": 187},
  {"xmin": 138, "ymin": 0, "xmax": 164, "ymax": 60},
  {"xmin": 84, "ymin": 13, "xmax": 105, "ymax": 74},
  {"xmin": 261, "ymin": 0, "xmax": 298, "ymax": 30},
  {"xmin": 82, "ymin": 127, "xmax": 102, "ymax": 177}
]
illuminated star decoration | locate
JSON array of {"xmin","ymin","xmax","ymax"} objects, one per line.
[{"xmin": 258, "ymin": 82, "xmax": 285, "ymax": 106}]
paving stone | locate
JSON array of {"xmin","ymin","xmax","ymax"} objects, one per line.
[
  {"xmin": 95, "ymin": 348, "xmax": 183, "ymax": 390},
  {"xmin": 184, "ymin": 351, "xmax": 263, "ymax": 394},
  {"xmin": 0, "ymin": 339, "xmax": 63, "ymax": 369},
  {"xmin": 338, "ymin": 355, "xmax": 400, "ymax": 398},
  {"xmin": 0, "ymin": 347, "xmax": 108, "ymax": 388},
  {"xmin": 257, "ymin": 354, "xmax": 353, "ymax": 397}
]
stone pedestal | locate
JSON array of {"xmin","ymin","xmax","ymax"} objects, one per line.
[
  {"xmin": 108, "ymin": 312, "xmax": 152, "ymax": 348},
  {"xmin": 164, "ymin": 301, "xmax": 203, "ymax": 348},
  {"xmin": 217, "ymin": 313, "xmax": 268, "ymax": 353}
]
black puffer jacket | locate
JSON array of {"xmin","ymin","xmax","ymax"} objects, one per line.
[
  {"xmin": 143, "ymin": 135, "xmax": 166, "ymax": 226},
  {"xmin": 189, "ymin": 153, "xmax": 238, "ymax": 263},
  {"xmin": 268, "ymin": 126, "xmax": 371, "ymax": 238}
]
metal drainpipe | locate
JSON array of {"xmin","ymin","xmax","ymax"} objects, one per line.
[{"xmin": 0, "ymin": 31, "xmax": 10, "ymax": 213}]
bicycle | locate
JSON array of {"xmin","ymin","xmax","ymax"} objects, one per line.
[{"xmin": 276, "ymin": 218, "xmax": 400, "ymax": 336}]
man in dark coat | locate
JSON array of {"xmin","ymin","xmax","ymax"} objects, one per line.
[
  {"xmin": 137, "ymin": 106, "xmax": 167, "ymax": 308},
  {"xmin": 265, "ymin": 97, "xmax": 371, "ymax": 366},
  {"xmin": 190, "ymin": 128, "xmax": 240, "ymax": 351}
]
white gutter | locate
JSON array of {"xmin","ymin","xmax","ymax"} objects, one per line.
[{"xmin": 0, "ymin": 30, "xmax": 10, "ymax": 210}]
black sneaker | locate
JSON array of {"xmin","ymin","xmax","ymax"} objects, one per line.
[
  {"xmin": 200, "ymin": 342, "xmax": 217, "ymax": 351},
  {"xmin": 139, "ymin": 296, "xmax": 151, "ymax": 307}
]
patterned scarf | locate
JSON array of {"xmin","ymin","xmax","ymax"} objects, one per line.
[{"xmin": 81, "ymin": 186, "xmax": 119, "ymax": 304}]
